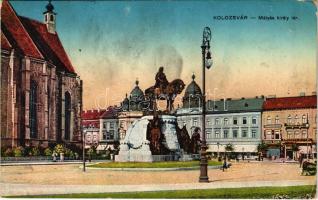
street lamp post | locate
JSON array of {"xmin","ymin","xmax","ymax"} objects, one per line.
[
  {"xmin": 217, "ymin": 142, "xmax": 220, "ymax": 160},
  {"xmin": 199, "ymin": 27, "xmax": 213, "ymax": 183},
  {"xmin": 83, "ymin": 129, "xmax": 87, "ymax": 172},
  {"xmin": 306, "ymin": 113, "xmax": 309, "ymax": 160}
]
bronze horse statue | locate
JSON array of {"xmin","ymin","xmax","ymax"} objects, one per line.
[{"xmin": 145, "ymin": 79, "xmax": 185, "ymax": 112}]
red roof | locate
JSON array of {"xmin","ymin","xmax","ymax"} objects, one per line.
[
  {"xmin": 100, "ymin": 106, "xmax": 120, "ymax": 119},
  {"xmin": 81, "ymin": 109, "xmax": 106, "ymax": 120},
  {"xmin": 1, "ymin": 0, "xmax": 76, "ymax": 73},
  {"xmin": 82, "ymin": 121, "xmax": 100, "ymax": 128},
  {"xmin": 263, "ymin": 95, "xmax": 317, "ymax": 110},
  {"xmin": 1, "ymin": 0, "xmax": 43, "ymax": 58},
  {"xmin": 19, "ymin": 16, "xmax": 75, "ymax": 73},
  {"xmin": 1, "ymin": 31, "xmax": 11, "ymax": 50}
]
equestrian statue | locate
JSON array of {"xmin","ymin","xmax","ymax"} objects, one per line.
[{"xmin": 145, "ymin": 66, "xmax": 185, "ymax": 112}]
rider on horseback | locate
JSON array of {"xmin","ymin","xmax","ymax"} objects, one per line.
[{"xmin": 155, "ymin": 66, "xmax": 169, "ymax": 92}]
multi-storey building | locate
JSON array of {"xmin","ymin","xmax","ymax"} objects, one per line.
[
  {"xmin": 118, "ymin": 79, "xmax": 145, "ymax": 140},
  {"xmin": 1, "ymin": 1, "xmax": 82, "ymax": 148},
  {"xmin": 81, "ymin": 109, "xmax": 105, "ymax": 148},
  {"xmin": 262, "ymin": 94, "xmax": 317, "ymax": 159},
  {"xmin": 99, "ymin": 106, "xmax": 120, "ymax": 149},
  {"xmin": 176, "ymin": 74, "xmax": 264, "ymax": 158}
]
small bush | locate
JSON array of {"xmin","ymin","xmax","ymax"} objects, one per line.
[
  {"xmin": 64, "ymin": 148, "xmax": 72, "ymax": 157},
  {"xmin": 44, "ymin": 148, "xmax": 52, "ymax": 156},
  {"xmin": 1, "ymin": 146, "xmax": 8, "ymax": 157},
  {"xmin": 31, "ymin": 146, "xmax": 41, "ymax": 156},
  {"xmin": 13, "ymin": 146, "xmax": 25, "ymax": 157},
  {"xmin": 302, "ymin": 161, "xmax": 316, "ymax": 176},
  {"xmin": 24, "ymin": 146, "xmax": 32, "ymax": 156},
  {"xmin": 54, "ymin": 144, "xmax": 65, "ymax": 154},
  {"xmin": 4, "ymin": 148, "xmax": 14, "ymax": 157},
  {"xmin": 69, "ymin": 151, "xmax": 75, "ymax": 159}
]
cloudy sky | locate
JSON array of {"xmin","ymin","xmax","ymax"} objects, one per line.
[{"xmin": 12, "ymin": 0, "xmax": 316, "ymax": 109}]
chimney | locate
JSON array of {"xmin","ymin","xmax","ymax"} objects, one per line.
[{"xmin": 43, "ymin": 0, "xmax": 56, "ymax": 34}]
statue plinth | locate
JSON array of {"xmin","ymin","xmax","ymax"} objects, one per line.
[{"xmin": 115, "ymin": 115, "xmax": 181, "ymax": 162}]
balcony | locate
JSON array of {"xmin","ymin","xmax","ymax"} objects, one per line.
[
  {"xmin": 264, "ymin": 124, "xmax": 282, "ymax": 129},
  {"xmin": 284, "ymin": 123, "xmax": 309, "ymax": 129},
  {"xmin": 282, "ymin": 138, "xmax": 313, "ymax": 143}
]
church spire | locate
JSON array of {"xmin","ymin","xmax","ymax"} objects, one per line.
[{"xmin": 43, "ymin": 0, "xmax": 56, "ymax": 34}]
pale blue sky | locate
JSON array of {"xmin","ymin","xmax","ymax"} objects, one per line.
[{"xmin": 11, "ymin": 0, "xmax": 317, "ymax": 109}]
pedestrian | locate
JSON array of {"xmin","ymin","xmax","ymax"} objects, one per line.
[
  {"xmin": 260, "ymin": 152, "xmax": 264, "ymax": 161},
  {"xmin": 222, "ymin": 158, "xmax": 227, "ymax": 172},
  {"xmin": 299, "ymin": 154, "xmax": 303, "ymax": 168},
  {"xmin": 52, "ymin": 151, "xmax": 57, "ymax": 162}
]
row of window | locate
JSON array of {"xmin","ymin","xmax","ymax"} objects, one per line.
[
  {"xmin": 183, "ymin": 116, "xmax": 258, "ymax": 127},
  {"xmin": 287, "ymin": 130, "xmax": 308, "ymax": 139},
  {"xmin": 266, "ymin": 114, "xmax": 308, "ymax": 125},
  {"xmin": 206, "ymin": 129, "xmax": 258, "ymax": 139},
  {"xmin": 86, "ymin": 134, "xmax": 98, "ymax": 143},
  {"xmin": 102, "ymin": 130, "xmax": 115, "ymax": 140},
  {"xmin": 102, "ymin": 122, "xmax": 116, "ymax": 129},
  {"xmin": 264, "ymin": 130, "xmax": 309, "ymax": 140}
]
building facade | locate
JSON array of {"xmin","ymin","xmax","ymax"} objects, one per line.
[
  {"xmin": 81, "ymin": 109, "xmax": 105, "ymax": 148},
  {"xmin": 118, "ymin": 79, "xmax": 145, "ymax": 140},
  {"xmin": 262, "ymin": 95, "xmax": 317, "ymax": 159},
  {"xmin": 1, "ymin": 1, "xmax": 82, "ymax": 148},
  {"xmin": 99, "ymin": 106, "xmax": 120, "ymax": 149},
  {"xmin": 177, "ymin": 98, "xmax": 264, "ymax": 158},
  {"xmin": 176, "ymin": 74, "xmax": 264, "ymax": 158}
]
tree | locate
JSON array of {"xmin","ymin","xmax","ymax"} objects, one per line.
[
  {"xmin": 257, "ymin": 142, "xmax": 268, "ymax": 153},
  {"xmin": 257, "ymin": 142, "xmax": 268, "ymax": 161},
  {"xmin": 225, "ymin": 143, "xmax": 235, "ymax": 159}
]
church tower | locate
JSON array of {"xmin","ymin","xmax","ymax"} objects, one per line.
[{"xmin": 43, "ymin": 0, "xmax": 56, "ymax": 34}]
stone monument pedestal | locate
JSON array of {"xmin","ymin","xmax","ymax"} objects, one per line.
[{"xmin": 115, "ymin": 115, "xmax": 181, "ymax": 162}]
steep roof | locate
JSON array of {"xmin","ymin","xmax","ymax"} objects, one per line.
[
  {"xmin": 100, "ymin": 106, "xmax": 120, "ymax": 119},
  {"xmin": 19, "ymin": 16, "xmax": 75, "ymax": 73},
  {"xmin": 263, "ymin": 95, "xmax": 317, "ymax": 111},
  {"xmin": 1, "ymin": 0, "xmax": 43, "ymax": 58},
  {"xmin": 184, "ymin": 74, "xmax": 202, "ymax": 98},
  {"xmin": 81, "ymin": 109, "xmax": 106, "ymax": 120},
  {"xmin": 206, "ymin": 97, "xmax": 264, "ymax": 114},
  {"xmin": 1, "ymin": 0, "xmax": 76, "ymax": 73},
  {"xmin": 130, "ymin": 80, "xmax": 144, "ymax": 101},
  {"xmin": 1, "ymin": 31, "xmax": 11, "ymax": 50}
]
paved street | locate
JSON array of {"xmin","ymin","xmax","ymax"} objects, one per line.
[{"xmin": 0, "ymin": 162, "xmax": 315, "ymax": 196}]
